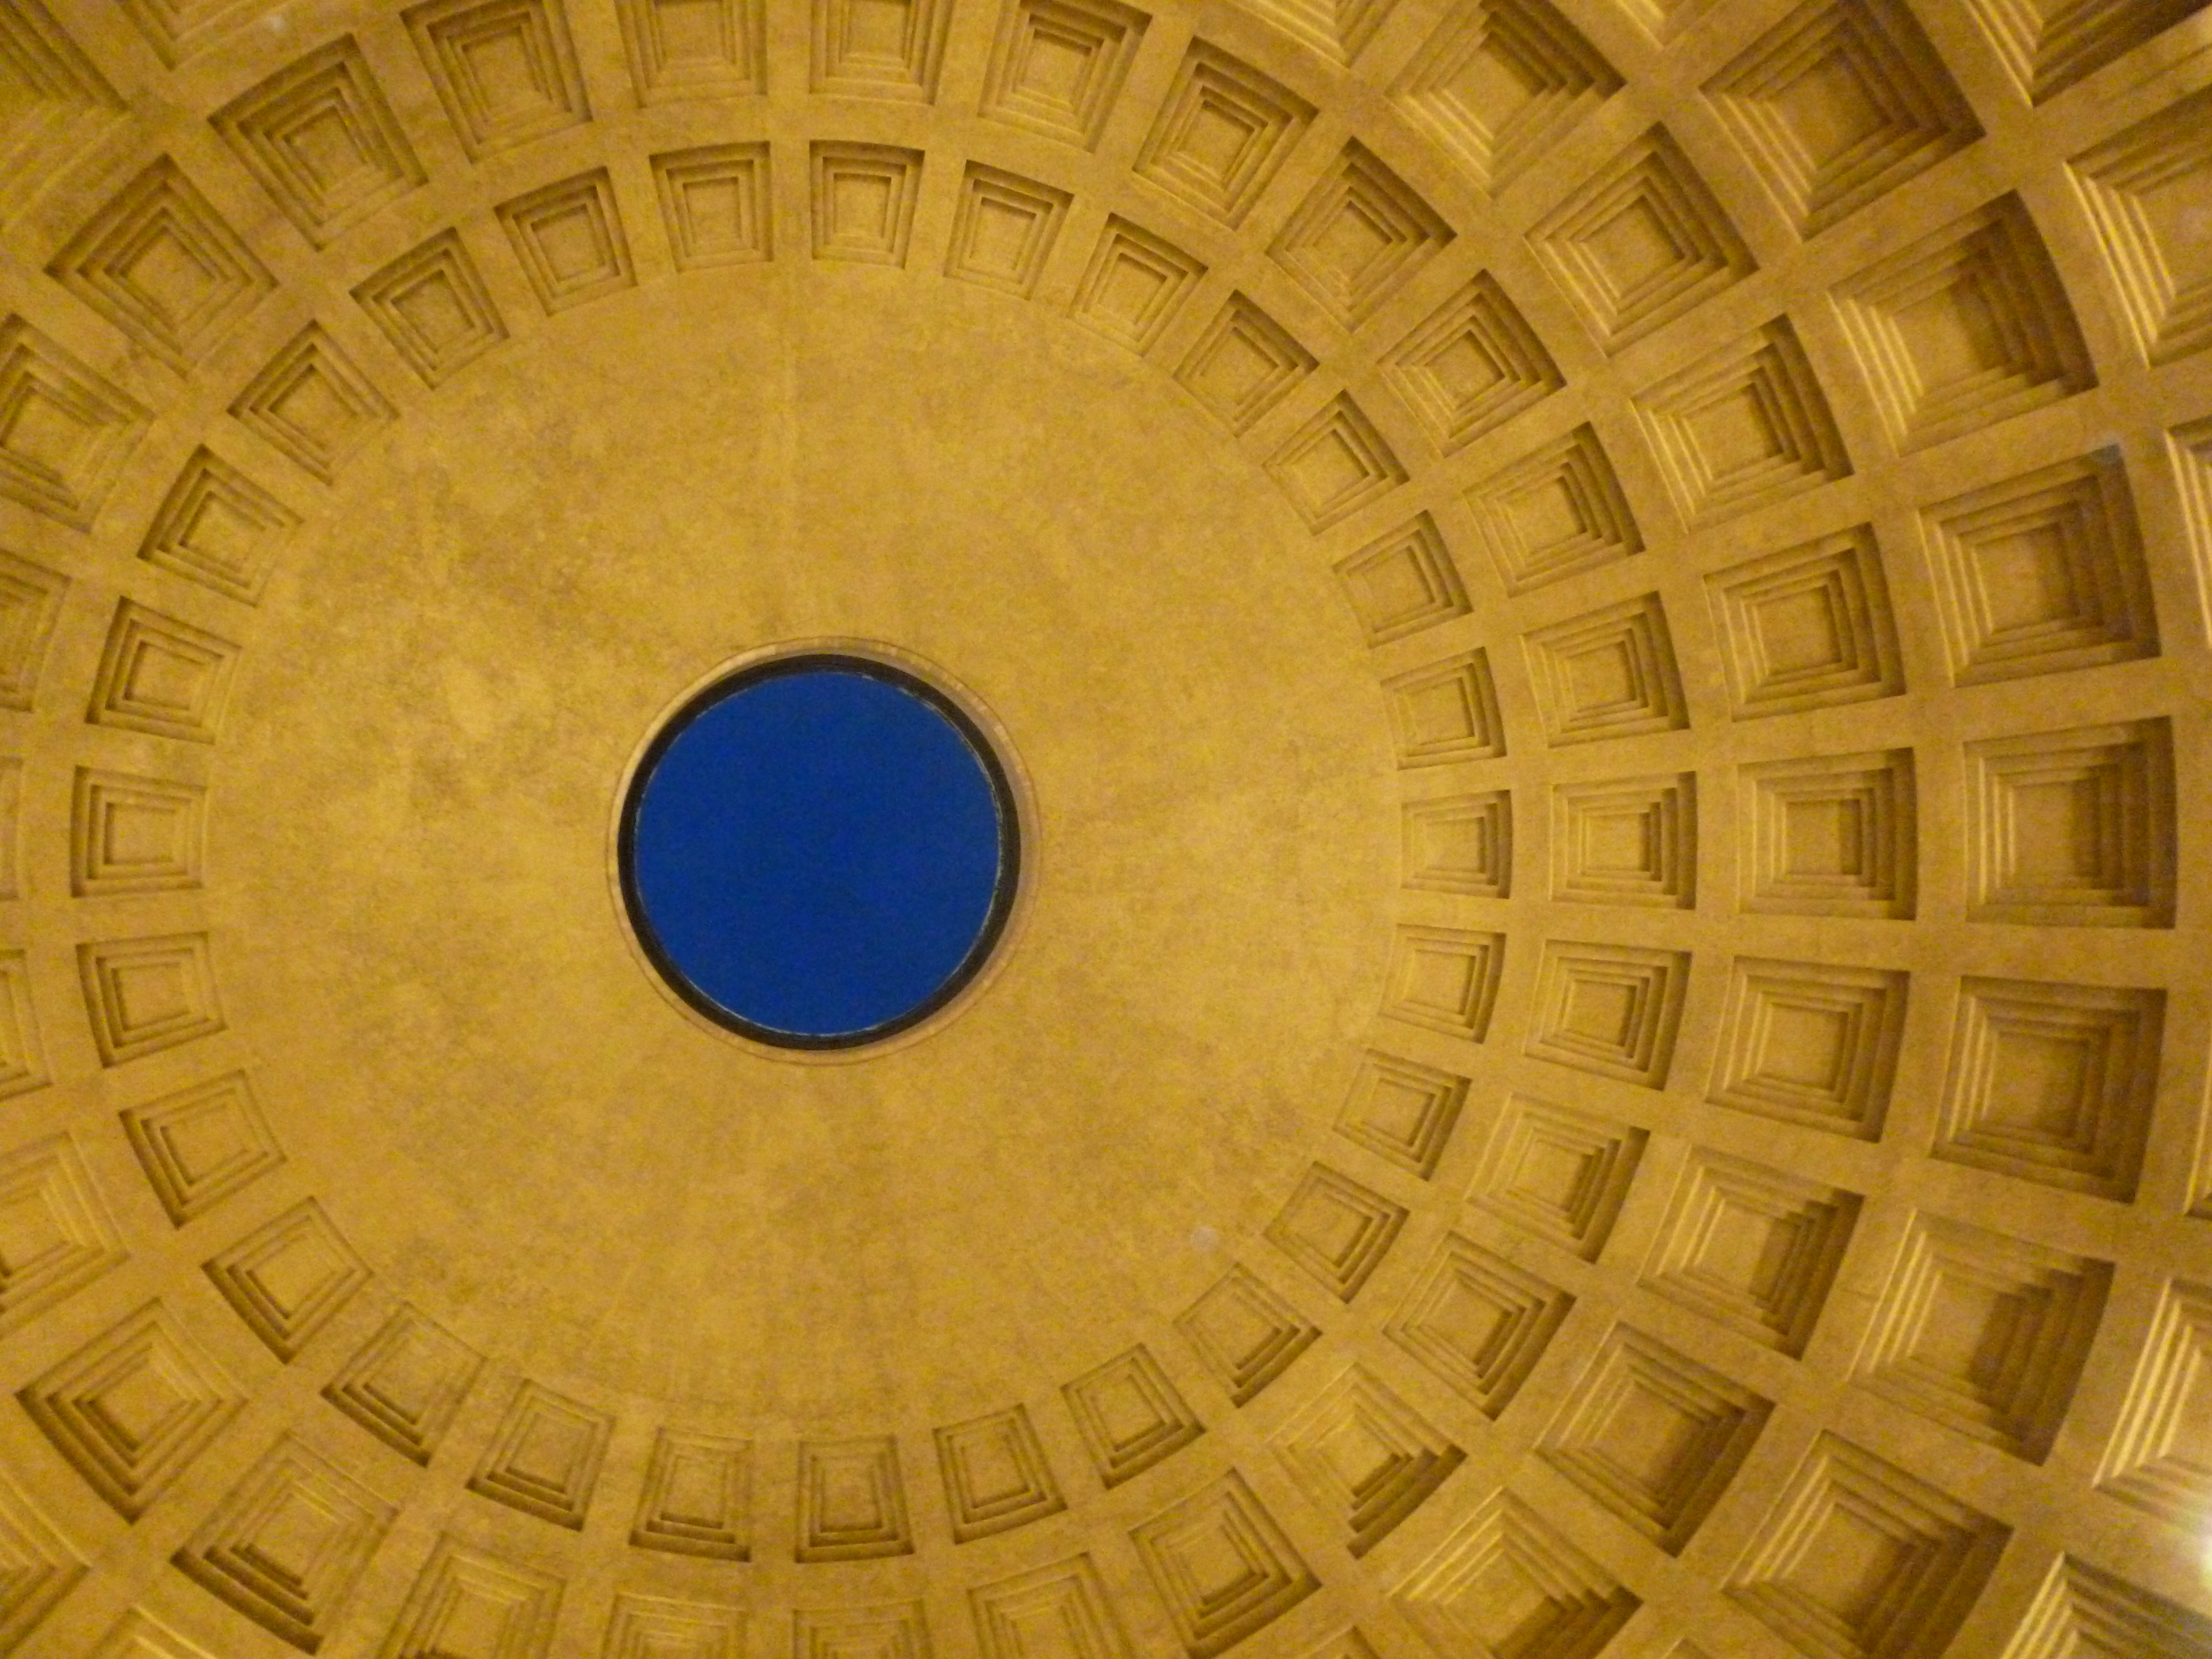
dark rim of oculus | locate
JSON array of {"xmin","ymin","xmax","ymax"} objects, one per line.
[{"xmin": 617, "ymin": 652, "xmax": 1022, "ymax": 1050}]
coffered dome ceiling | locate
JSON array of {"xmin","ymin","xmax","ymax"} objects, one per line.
[{"xmin": 2, "ymin": 0, "xmax": 2212, "ymax": 1656}]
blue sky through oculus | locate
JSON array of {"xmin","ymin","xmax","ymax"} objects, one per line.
[{"xmin": 628, "ymin": 666, "xmax": 1007, "ymax": 1040}]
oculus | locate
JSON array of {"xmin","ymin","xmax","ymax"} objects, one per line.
[{"xmin": 619, "ymin": 653, "xmax": 1020, "ymax": 1049}]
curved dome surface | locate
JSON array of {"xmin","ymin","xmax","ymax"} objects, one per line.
[{"xmin": 0, "ymin": 1, "xmax": 2209, "ymax": 1659}]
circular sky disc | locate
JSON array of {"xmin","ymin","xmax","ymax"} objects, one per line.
[{"xmin": 622, "ymin": 658, "xmax": 1017, "ymax": 1046}]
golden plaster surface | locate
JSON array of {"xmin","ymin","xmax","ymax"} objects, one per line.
[
  {"xmin": 2, "ymin": 0, "xmax": 2212, "ymax": 1656},
  {"xmin": 214, "ymin": 274, "xmax": 1396, "ymax": 1420}
]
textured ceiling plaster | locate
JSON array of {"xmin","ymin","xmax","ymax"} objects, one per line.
[
  {"xmin": 0, "ymin": 0, "xmax": 2210, "ymax": 1658},
  {"xmin": 212, "ymin": 278, "xmax": 1394, "ymax": 1420}
]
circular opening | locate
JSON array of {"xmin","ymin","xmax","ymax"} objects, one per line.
[{"xmin": 618, "ymin": 653, "xmax": 1022, "ymax": 1049}]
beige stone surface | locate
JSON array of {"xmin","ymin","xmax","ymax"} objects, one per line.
[
  {"xmin": 215, "ymin": 277, "xmax": 1395, "ymax": 1420},
  {"xmin": 0, "ymin": 0, "xmax": 2211, "ymax": 1658}
]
